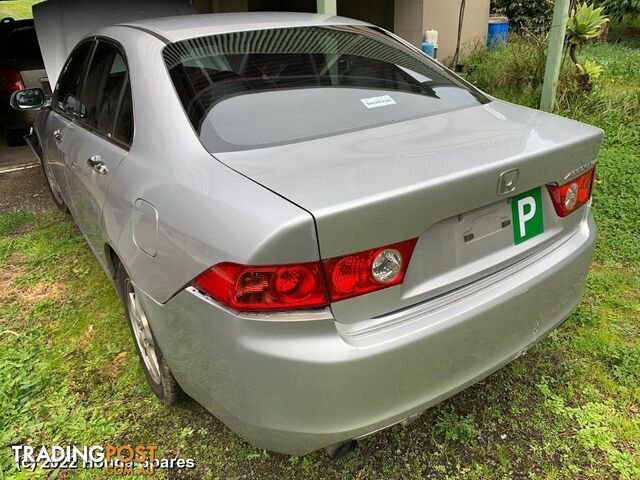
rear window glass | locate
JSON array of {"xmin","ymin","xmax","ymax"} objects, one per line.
[
  {"xmin": 164, "ymin": 25, "xmax": 489, "ymax": 152},
  {"xmin": 6, "ymin": 27, "xmax": 42, "ymax": 60}
]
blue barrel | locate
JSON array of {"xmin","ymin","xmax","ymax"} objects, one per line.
[
  {"xmin": 488, "ymin": 18, "xmax": 509, "ymax": 49},
  {"xmin": 421, "ymin": 41, "xmax": 435, "ymax": 58}
]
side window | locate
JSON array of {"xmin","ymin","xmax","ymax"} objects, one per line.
[
  {"xmin": 79, "ymin": 40, "xmax": 130, "ymax": 142},
  {"xmin": 55, "ymin": 41, "xmax": 93, "ymax": 116}
]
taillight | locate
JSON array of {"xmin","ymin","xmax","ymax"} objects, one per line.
[
  {"xmin": 193, "ymin": 261, "xmax": 329, "ymax": 311},
  {"xmin": 547, "ymin": 168, "xmax": 595, "ymax": 217},
  {"xmin": 322, "ymin": 238, "xmax": 418, "ymax": 302},
  {"xmin": 193, "ymin": 239, "xmax": 418, "ymax": 311},
  {"xmin": 0, "ymin": 68, "xmax": 24, "ymax": 93}
]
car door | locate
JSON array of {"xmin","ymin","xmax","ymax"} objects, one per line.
[
  {"xmin": 61, "ymin": 39, "xmax": 133, "ymax": 264},
  {"xmin": 43, "ymin": 39, "xmax": 94, "ymax": 209}
]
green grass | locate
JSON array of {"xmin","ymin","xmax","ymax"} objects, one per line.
[
  {"xmin": 0, "ymin": 0, "xmax": 38, "ymax": 20},
  {"xmin": 1, "ymin": 35, "xmax": 639, "ymax": 480}
]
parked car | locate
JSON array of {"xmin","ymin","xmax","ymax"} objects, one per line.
[
  {"xmin": 13, "ymin": 12, "xmax": 602, "ymax": 457},
  {"xmin": 0, "ymin": 17, "xmax": 49, "ymax": 146}
]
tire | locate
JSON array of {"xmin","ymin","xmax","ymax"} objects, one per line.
[
  {"xmin": 40, "ymin": 155, "xmax": 69, "ymax": 213},
  {"xmin": 325, "ymin": 440, "xmax": 357, "ymax": 460},
  {"xmin": 4, "ymin": 128, "xmax": 26, "ymax": 147},
  {"xmin": 116, "ymin": 262, "xmax": 182, "ymax": 405}
]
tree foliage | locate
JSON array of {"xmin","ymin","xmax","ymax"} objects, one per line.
[
  {"xmin": 490, "ymin": 0, "xmax": 555, "ymax": 34},
  {"xmin": 594, "ymin": 0, "xmax": 640, "ymax": 21}
]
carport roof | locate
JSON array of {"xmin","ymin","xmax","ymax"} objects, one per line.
[{"xmin": 120, "ymin": 12, "xmax": 370, "ymax": 43}]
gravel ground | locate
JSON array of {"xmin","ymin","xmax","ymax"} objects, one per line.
[{"xmin": 0, "ymin": 166, "xmax": 55, "ymax": 214}]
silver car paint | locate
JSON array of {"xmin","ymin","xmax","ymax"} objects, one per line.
[
  {"xmin": 215, "ymin": 100, "xmax": 602, "ymax": 323},
  {"xmin": 121, "ymin": 12, "xmax": 371, "ymax": 42},
  {"xmin": 138, "ymin": 212, "xmax": 595, "ymax": 455},
  {"xmin": 29, "ymin": 13, "xmax": 602, "ymax": 454}
]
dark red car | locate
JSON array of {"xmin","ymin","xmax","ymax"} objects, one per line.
[{"xmin": 0, "ymin": 17, "xmax": 50, "ymax": 146}]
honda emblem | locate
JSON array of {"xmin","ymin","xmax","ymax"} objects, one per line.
[{"xmin": 497, "ymin": 169, "xmax": 519, "ymax": 196}]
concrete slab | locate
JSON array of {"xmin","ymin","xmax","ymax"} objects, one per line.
[
  {"xmin": 0, "ymin": 165, "xmax": 54, "ymax": 214},
  {"xmin": 0, "ymin": 134, "xmax": 38, "ymax": 171}
]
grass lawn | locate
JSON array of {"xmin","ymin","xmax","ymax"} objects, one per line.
[
  {"xmin": 1, "ymin": 34, "xmax": 639, "ymax": 480},
  {"xmin": 0, "ymin": 0, "xmax": 38, "ymax": 20}
]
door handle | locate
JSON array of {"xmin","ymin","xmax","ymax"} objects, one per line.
[
  {"xmin": 52, "ymin": 129, "xmax": 63, "ymax": 143},
  {"xmin": 87, "ymin": 155, "xmax": 108, "ymax": 175}
]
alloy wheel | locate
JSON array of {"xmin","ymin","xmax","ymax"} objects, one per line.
[{"xmin": 125, "ymin": 279, "xmax": 162, "ymax": 384}]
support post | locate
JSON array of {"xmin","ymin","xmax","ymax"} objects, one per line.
[
  {"xmin": 317, "ymin": 0, "xmax": 337, "ymax": 16},
  {"xmin": 540, "ymin": 0, "xmax": 571, "ymax": 112}
]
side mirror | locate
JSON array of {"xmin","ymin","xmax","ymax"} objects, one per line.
[{"xmin": 10, "ymin": 88, "xmax": 48, "ymax": 111}]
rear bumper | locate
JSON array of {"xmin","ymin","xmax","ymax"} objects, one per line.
[{"xmin": 140, "ymin": 212, "xmax": 596, "ymax": 455}]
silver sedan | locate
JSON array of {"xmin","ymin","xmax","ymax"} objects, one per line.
[{"xmin": 12, "ymin": 12, "xmax": 602, "ymax": 457}]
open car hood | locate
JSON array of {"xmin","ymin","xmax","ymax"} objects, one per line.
[{"xmin": 32, "ymin": 0, "xmax": 195, "ymax": 86}]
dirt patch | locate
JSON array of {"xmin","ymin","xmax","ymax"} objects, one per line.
[
  {"xmin": 22, "ymin": 281, "xmax": 67, "ymax": 302},
  {"xmin": 0, "ymin": 252, "xmax": 67, "ymax": 305},
  {"xmin": 105, "ymin": 351, "xmax": 129, "ymax": 378},
  {"xmin": 0, "ymin": 252, "xmax": 27, "ymax": 289},
  {"xmin": 0, "ymin": 167, "xmax": 56, "ymax": 214},
  {"xmin": 1, "ymin": 274, "xmax": 67, "ymax": 304}
]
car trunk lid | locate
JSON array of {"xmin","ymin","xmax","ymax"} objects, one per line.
[
  {"xmin": 214, "ymin": 100, "xmax": 602, "ymax": 324},
  {"xmin": 32, "ymin": 0, "xmax": 196, "ymax": 87}
]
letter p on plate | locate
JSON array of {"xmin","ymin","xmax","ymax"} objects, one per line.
[{"xmin": 511, "ymin": 187, "xmax": 544, "ymax": 245}]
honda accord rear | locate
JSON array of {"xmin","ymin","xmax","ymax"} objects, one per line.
[
  {"xmin": 131, "ymin": 18, "xmax": 601, "ymax": 455},
  {"xmin": 25, "ymin": 12, "xmax": 601, "ymax": 457}
]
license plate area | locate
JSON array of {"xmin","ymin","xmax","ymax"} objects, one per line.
[
  {"xmin": 460, "ymin": 201, "xmax": 512, "ymax": 245},
  {"xmin": 511, "ymin": 187, "xmax": 544, "ymax": 245}
]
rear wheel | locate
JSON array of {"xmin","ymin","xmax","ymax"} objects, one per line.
[
  {"xmin": 325, "ymin": 440, "xmax": 358, "ymax": 460},
  {"xmin": 116, "ymin": 262, "xmax": 182, "ymax": 405}
]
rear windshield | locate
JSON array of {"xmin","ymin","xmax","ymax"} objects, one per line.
[
  {"xmin": 4, "ymin": 27, "xmax": 42, "ymax": 60},
  {"xmin": 164, "ymin": 25, "xmax": 489, "ymax": 152}
]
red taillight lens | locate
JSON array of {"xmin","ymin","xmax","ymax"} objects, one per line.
[
  {"xmin": 547, "ymin": 168, "xmax": 595, "ymax": 217},
  {"xmin": 0, "ymin": 68, "xmax": 25, "ymax": 93},
  {"xmin": 193, "ymin": 261, "xmax": 329, "ymax": 311},
  {"xmin": 322, "ymin": 238, "xmax": 418, "ymax": 302},
  {"xmin": 193, "ymin": 239, "xmax": 418, "ymax": 311}
]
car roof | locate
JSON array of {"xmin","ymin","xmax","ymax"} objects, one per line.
[{"xmin": 119, "ymin": 12, "xmax": 371, "ymax": 43}]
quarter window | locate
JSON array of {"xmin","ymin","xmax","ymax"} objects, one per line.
[{"xmin": 55, "ymin": 40, "xmax": 93, "ymax": 116}]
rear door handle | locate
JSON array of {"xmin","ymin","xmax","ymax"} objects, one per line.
[
  {"xmin": 87, "ymin": 155, "xmax": 108, "ymax": 175},
  {"xmin": 52, "ymin": 129, "xmax": 63, "ymax": 143}
]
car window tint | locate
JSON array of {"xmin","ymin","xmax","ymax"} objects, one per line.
[
  {"xmin": 6, "ymin": 27, "xmax": 42, "ymax": 60},
  {"xmin": 164, "ymin": 25, "xmax": 489, "ymax": 152},
  {"xmin": 80, "ymin": 41, "xmax": 129, "ymax": 138},
  {"xmin": 55, "ymin": 41, "xmax": 93, "ymax": 116},
  {"xmin": 113, "ymin": 79, "xmax": 133, "ymax": 145}
]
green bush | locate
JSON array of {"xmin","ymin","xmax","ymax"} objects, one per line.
[
  {"xmin": 490, "ymin": 0, "xmax": 555, "ymax": 34},
  {"xmin": 462, "ymin": 35, "xmax": 580, "ymax": 109},
  {"xmin": 462, "ymin": 34, "xmax": 640, "ymax": 126},
  {"xmin": 566, "ymin": 2, "xmax": 609, "ymax": 78},
  {"xmin": 595, "ymin": 0, "xmax": 640, "ymax": 21}
]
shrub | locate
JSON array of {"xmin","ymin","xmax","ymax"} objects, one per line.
[
  {"xmin": 566, "ymin": 3, "xmax": 609, "ymax": 66},
  {"xmin": 594, "ymin": 0, "xmax": 640, "ymax": 21},
  {"xmin": 462, "ymin": 35, "xmax": 580, "ymax": 109},
  {"xmin": 490, "ymin": 0, "xmax": 555, "ymax": 35}
]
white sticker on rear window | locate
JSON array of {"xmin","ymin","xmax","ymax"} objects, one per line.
[{"xmin": 360, "ymin": 95, "xmax": 396, "ymax": 109}]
